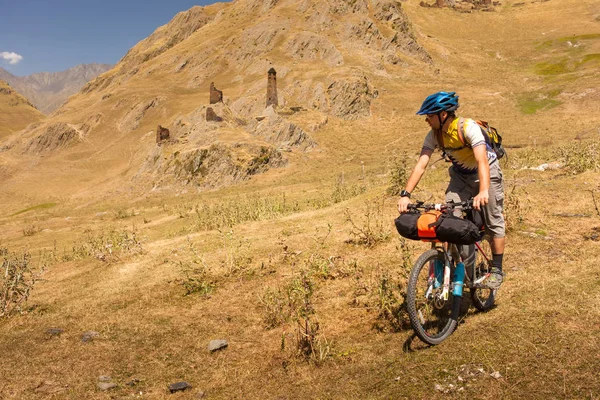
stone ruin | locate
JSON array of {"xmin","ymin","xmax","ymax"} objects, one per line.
[
  {"xmin": 206, "ymin": 107, "xmax": 223, "ymax": 122},
  {"xmin": 207, "ymin": 82, "xmax": 224, "ymax": 122},
  {"xmin": 156, "ymin": 125, "xmax": 170, "ymax": 143},
  {"xmin": 266, "ymin": 68, "xmax": 278, "ymax": 108},
  {"xmin": 210, "ymin": 82, "xmax": 223, "ymax": 104},
  {"xmin": 420, "ymin": 0, "xmax": 499, "ymax": 9}
]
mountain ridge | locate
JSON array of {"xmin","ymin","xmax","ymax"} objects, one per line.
[
  {"xmin": 2, "ymin": 0, "xmax": 438, "ymax": 200},
  {"xmin": 0, "ymin": 63, "xmax": 112, "ymax": 114},
  {"xmin": 0, "ymin": 79, "xmax": 45, "ymax": 139},
  {"xmin": 0, "ymin": 0, "xmax": 598, "ymax": 205}
]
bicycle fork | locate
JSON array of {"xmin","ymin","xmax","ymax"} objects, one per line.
[{"xmin": 442, "ymin": 246, "xmax": 466, "ymax": 321}]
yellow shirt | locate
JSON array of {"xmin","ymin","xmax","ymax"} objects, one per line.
[{"xmin": 422, "ymin": 118, "xmax": 495, "ymax": 174}]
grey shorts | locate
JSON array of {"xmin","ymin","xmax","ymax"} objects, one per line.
[{"xmin": 445, "ymin": 162, "xmax": 506, "ymax": 238}]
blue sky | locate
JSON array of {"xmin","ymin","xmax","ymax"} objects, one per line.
[{"xmin": 0, "ymin": 0, "xmax": 226, "ymax": 76}]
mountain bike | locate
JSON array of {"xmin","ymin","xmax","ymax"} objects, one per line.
[{"xmin": 404, "ymin": 200, "xmax": 497, "ymax": 345}]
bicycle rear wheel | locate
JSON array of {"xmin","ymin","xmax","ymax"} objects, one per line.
[
  {"xmin": 468, "ymin": 239, "xmax": 497, "ymax": 311},
  {"xmin": 406, "ymin": 249, "xmax": 458, "ymax": 345}
]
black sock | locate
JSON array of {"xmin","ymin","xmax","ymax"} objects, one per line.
[{"xmin": 492, "ymin": 254, "xmax": 504, "ymax": 271}]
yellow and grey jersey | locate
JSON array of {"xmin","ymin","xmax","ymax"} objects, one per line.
[{"xmin": 422, "ymin": 118, "xmax": 497, "ymax": 174}]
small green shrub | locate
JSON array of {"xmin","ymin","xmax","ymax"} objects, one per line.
[
  {"xmin": 179, "ymin": 259, "xmax": 216, "ymax": 296},
  {"xmin": 115, "ymin": 209, "xmax": 135, "ymax": 219},
  {"xmin": 259, "ymin": 273, "xmax": 309, "ymax": 329},
  {"xmin": 370, "ymin": 268, "xmax": 407, "ymax": 332},
  {"xmin": 219, "ymin": 229, "xmax": 254, "ymax": 277},
  {"xmin": 172, "ymin": 239, "xmax": 217, "ymax": 296},
  {"xmin": 555, "ymin": 140, "xmax": 600, "ymax": 174},
  {"xmin": 386, "ymin": 153, "xmax": 409, "ymax": 196},
  {"xmin": 22, "ymin": 224, "xmax": 40, "ymax": 237}
]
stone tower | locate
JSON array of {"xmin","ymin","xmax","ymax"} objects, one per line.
[
  {"xmin": 266, "ymin": 68, "xmax": 278, "ymax": 108},
  {"xmin": 156, "ymin": 125, "xmax": 170, "ymax": 143},
  {"xmin": 210, "ymin": 82, "xmax": 223, "ymax": 104}
]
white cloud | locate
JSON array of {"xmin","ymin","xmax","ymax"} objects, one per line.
[{"xmin": 0, "ymin": 52, "xmax": 23, "ymax": 65}]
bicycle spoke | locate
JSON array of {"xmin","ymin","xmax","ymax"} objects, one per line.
[{"xmin": 407, "ymin": 250, "xmax": 456, "ymax": 344}]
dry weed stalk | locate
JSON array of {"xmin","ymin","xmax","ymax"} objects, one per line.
[
  {"xmin": 345, "ymin": 196, "xmax": 391, "ymax": 247},
  {"xmin": 1, "ymin": 249, "xmax": 45, "ymax": 318},
  {"xmin": 591, "ymin": 189, "xmax": 600, "ymax": 218},
  {"xmin": 67, "ymin": 227, "xmax": 144, "ymax": 263},
  {"xmin": 504, "ymin": 181, "xmax": 530, "ymax": 232},
  {"xmin": 293, "ymin": 271, "xmax": 331, "ymax": 363},
  {"xmin": 176, "ymin": 238, "xmax": 217, "ymax": 296},
  {"xmin": 193, "ymin": 193, "xmax": 299, "ymax": 231}
]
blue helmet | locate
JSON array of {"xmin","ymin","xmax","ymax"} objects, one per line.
[{"xmin": 416, "ymin": 91, "xmax": 459, "ymax": 115}]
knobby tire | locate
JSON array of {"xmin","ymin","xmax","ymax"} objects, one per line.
[
  {"xmin": 468, "ymin": 239, "xmax": 497, "ymax": 312},
  {"xmin": 406, "ymin": 249, "xmax": 458, "ymax": 345}
]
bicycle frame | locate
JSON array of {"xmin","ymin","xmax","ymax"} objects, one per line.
[
  {"xmin": 404, "ymin": 199, "xmax": 497, "ymax": 345},
  {"xmin": 426, "ymin": 242, "xmax": 460, "ymax": 301}
]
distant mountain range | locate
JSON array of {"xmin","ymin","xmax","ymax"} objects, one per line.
[{"xmin": 0, "ymin": 63, "xmax": 112, "ymax": 114}]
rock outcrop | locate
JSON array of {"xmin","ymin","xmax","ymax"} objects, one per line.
[
  {"xmin": 138, "ymin": 142, "xmax": 286, "ymax": 190},
  {"xmin": 327, "ymin": 75, "xmax": 378, "ymax": 120},
  {"xmin": 118, "ymin": 97, "xmax": 165, "ymax": 133},
  {"xmin": 25, "ymin": 122, "xmax": 83, "ymax": 153},
  {"xmin": 248, "ymin": 106, "xmax": 316, "ymax": 150},
  {"xmin": 81, "ymin": 6, "xmax": 219, "ymax": 93},
  {"xmin": 420, "ymin": 0, "xmax": 499, "ymax": 10}
]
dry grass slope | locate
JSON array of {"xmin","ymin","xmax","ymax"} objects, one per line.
[{"xmin": 0, "ymin": 79, "xmax": 45, "ymax": 140}]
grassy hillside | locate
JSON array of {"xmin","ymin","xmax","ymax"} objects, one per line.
[
  {"xmin": 0, "ymin": 0, "xmax": 599, "ymax": 398},
  {"xmin": 0, "ymin": 79, "xmax": 44, "ymax": 140}
]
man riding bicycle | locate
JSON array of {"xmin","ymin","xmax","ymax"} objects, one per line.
[{"xmin": 397, "ymin": 91, "xmax": 505, "ymax": 289}]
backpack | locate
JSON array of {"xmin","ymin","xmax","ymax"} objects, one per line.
[{"xmin": 457, "ymin": 118, "xmax": 506, "ymax": 160}]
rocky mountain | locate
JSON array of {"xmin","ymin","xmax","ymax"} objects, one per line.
[
  {"xmin": 0, "ymin": 63, "xmax": 112, "ymax": 114},
  {"xmin": 1, "ymin": 0, "xmax": 435, "ymax": 198},
  {"xmin": 0, "ymin": 79, "xmax": 44, "ymax": 140},
  {"xmin": 2, "ymin": 0, "xmax": 596, "ymax": 202}
]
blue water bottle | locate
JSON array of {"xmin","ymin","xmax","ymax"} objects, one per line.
[
  {"xmin": 452, "ymin": 262, "xmax": 465, "ymax": 297},
  {"xmin": 434, "ymin": 259, "xmax": 444, "ymax": 288}
]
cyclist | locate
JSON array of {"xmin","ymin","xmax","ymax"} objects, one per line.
[{"xmin": 397, "ymin": 91, "xmax": 505, "ymax": 289}]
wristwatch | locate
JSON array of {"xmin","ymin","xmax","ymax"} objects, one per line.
[{"xmin": 400, "ymin": 190, "xmax": 411, "ymax": 198}]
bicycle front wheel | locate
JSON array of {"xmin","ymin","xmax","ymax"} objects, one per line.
[{"xmin": 406, "ymin": 249, "xmax": 458, "ymax": 345}]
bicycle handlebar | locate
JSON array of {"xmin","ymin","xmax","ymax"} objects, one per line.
[{"xmin": 407, "ymin": 199, "xmax": 474, "ymax": 212}]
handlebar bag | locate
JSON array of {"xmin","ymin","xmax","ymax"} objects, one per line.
[
  {"xmin": 395, "ymin": 211, "xmax": 481, "ymax": 244},
  {"xmin": 435, "ymin": 214, "xmax": 481, "ymax": 245},
  {"xmin": 394, "ymin": 211, "xmax": 421, "ymax": 241},
  {"xmin": 395, "ymin": 210, "xmax": 442, "ymax": 242}
]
